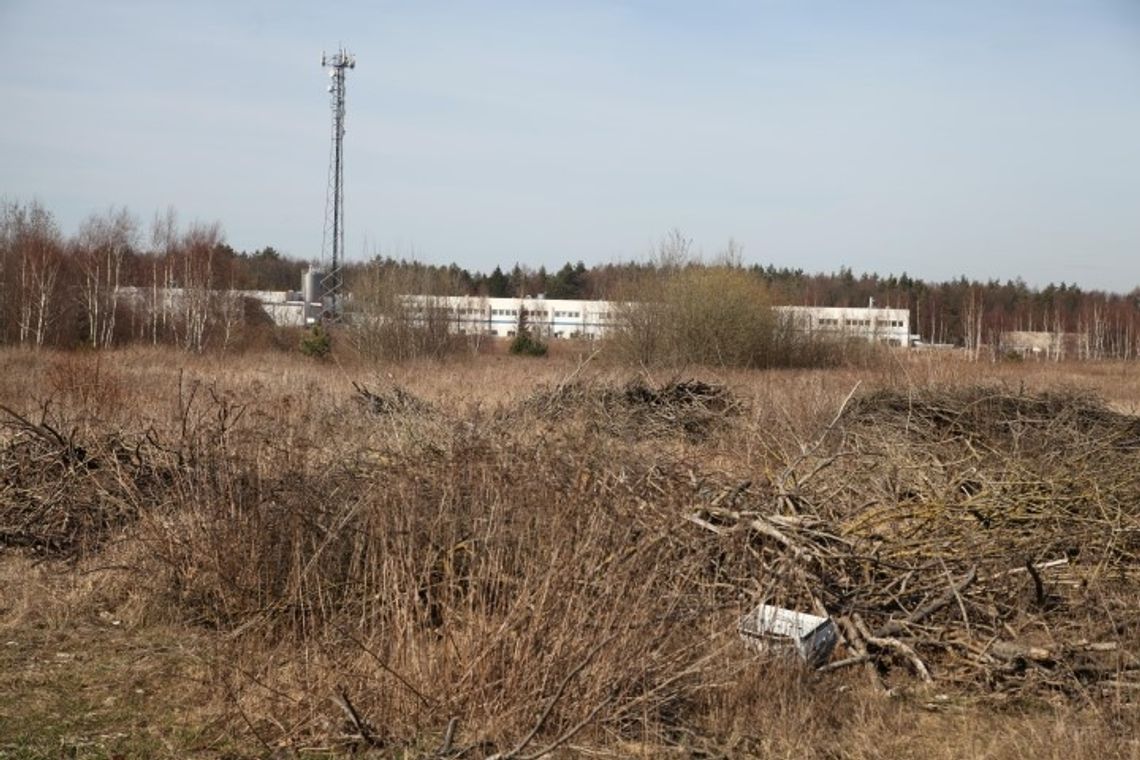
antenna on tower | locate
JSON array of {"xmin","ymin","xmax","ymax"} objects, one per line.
[{"xmin": 320, "ymin": 46, "xmax": 356, "ymax": 319}]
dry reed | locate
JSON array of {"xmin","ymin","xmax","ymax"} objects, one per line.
[{"xmin": 2, "ymin": 350, "xmax": 1140, "ymax": 757}]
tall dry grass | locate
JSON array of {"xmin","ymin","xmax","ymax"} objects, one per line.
[{"xmin": 2, "ymin": 348, "xmax": 1140, "ymax": 757}]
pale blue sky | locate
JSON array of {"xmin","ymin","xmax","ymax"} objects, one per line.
[{"xmin": 2, "ymin": 1, "xmax": 1139, "ymax": 291}]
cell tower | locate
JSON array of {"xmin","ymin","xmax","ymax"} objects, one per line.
[{"xmin": 320, "ymin": 46, "xmax": 356, "ymax": 319}]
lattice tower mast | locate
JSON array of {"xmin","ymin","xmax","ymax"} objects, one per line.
[{"xmin": 320, "ymin": 47, "xmax": 355, "ymax": 318}]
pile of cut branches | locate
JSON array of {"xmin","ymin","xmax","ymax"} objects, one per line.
[
  {"xmin": 0, "ymin": 403, "xmax": 148, "ymax": 556},
  {"xmin": 0, "ymin": 380, "xmax": 251, "ymax": 558},
  {"xmin": 522, "ymin": 377, "xmax": 744, "ymax": 440},
  {"xmin": 353, "ymin": 382, "xmax": 434, "ymax": 417},
  {"xmin": 687, "ymin": 386, "xmax": 1140, "ymax": 700}
]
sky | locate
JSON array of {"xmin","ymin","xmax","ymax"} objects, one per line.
[{"xmin": 2, "ymin": 0, "xmax": 1139, "ymax": 292}]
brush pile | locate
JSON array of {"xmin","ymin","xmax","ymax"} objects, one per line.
[
  {"xmin": 0, "ymin": 379, "xmax": 250, "ymax": 558},
  {"xmin": 522, "ymin": 378, "xmax": 743, "ymax": 440},
  {"xmin": 688, "ymin": 385, "xmax": 1140, "ymax": 699},
  {"xmin": 0, "ymin": 403, "xmax": 146, "ymax": 555},
  {"xmin": 352, "ymin": 381, "xmax": 434, "ymax": 416}
]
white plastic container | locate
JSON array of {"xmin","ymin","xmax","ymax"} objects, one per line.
[{"xmin": 739, "ymin": 604, "xmax": 838, "ymax": 668}]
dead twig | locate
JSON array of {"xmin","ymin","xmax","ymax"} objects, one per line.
[
  {"xmin": 333, "ymin": 686, "xmax": 383, "ymax": 749},
  {"xmin": 876, "ymin": 566, "xmax": 977, "ymax": 638}
]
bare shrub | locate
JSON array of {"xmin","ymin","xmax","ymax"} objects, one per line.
[
  {"xmin": 79, "ymin": 406, "xmax": 755, "ymax": 750},
  {"xmin": 45, "ymin": 353, "xmax": 127, "ymax": 421},
  {"xmin": 346, "ymin": 261, "xmax": 478, "ymax": 360},
  {"xmin": 608, "ymin": 264, "xmax": 869, "ymax": 369}
]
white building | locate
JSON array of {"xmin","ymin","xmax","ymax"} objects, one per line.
[
  {"xmin": 116, "ymin": 285, "xmax": 910, "ymax": 345},
  {"xmin": 116, "ymin": 286, "xmax": 322, "ymax": 328},
  {"xmin": 398, "ymin": 295, "xmax": 911, "ymax": 346},
  {"xmin": 777, "ymin": 305, "xmax": 911, "ymax": 347},
  {"xmin": 397, "ymin": 295, "xmax": 621, "ymax": 339}
]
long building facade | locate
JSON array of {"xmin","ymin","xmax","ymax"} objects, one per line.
[
  {"xmin": 116, "ymin": 285, "xmax": 910, "ymax": 346},
  {"xmin": 398, "ymin": 295, "xmax": 617, "ymax": 339},
  {"xmin": 400, "ymin": 295, "xmax": 911, "ymax": 346}
]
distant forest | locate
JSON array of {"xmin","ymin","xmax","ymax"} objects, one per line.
[{"xmin": 3, "ymin": 200, "xmax": 1139, "ymax": 355}]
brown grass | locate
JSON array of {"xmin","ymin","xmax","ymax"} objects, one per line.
[{"xmin": 2, "ymin": 346, "xmax": 1140, "ymax": 758}]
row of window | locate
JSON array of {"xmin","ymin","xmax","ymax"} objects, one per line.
[
  {"xmin": 453, "ymin": 326, "xmax": 601, "ymax": 337},
  {"xmin": 817, "ymin": 317, "xmax": 905, "ymax": 328},
  {"xmin": 452, "ymin": 312, "xmax": 619, "ymax": 324},
  {"xmin": 481, "ymin": 308, "xmax": 594, "ymax": 320},
  {"xmin": 416, "ymin": 304, "xmax": 618, "ymax": 322}
]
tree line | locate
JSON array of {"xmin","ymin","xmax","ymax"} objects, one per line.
[
  {"xmin": 3, "ymin": 201, "xmax": 1139, "ymax": 357},
  {"xmin": 348, "ymin": 237, "xmax": 1140, "ymax": 358},
  {"xmin": 0, "ymin": 200, "xmax": 305, "ymax": 350}
]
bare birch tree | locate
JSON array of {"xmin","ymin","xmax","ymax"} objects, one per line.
[
  {"xmin": 962, "ymin": 288, "xmax": 983, "ymax": 361},
  {"xmin": 2, "ymin": 201, "xmax": 63, "ymax": 347},
  {"xmin": 178, "ymin": 221, "xmax": 223, "ymax": 352},
  {"xmin": 18, "ymin": 209, "xmax": 63, "ymax": 347},
  {"xmin": 78, "ymin": 207, "xmax": 136, "ymax": 348},
  {"xmin": 150, "ymin": 206, "xmax": 179, "ymax": 344}
]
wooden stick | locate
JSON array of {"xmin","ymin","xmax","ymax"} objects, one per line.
[
  {"xmin": 333, "ymin": 687, "xmax": 383, "ymax": 748},
  {"xmin": 857, "ymin": 614, "xmax": 933, "ymax": 684},
  {"xmin": 818, "ymin": 654, "xmax": 872, "ymax": 673},
  {"xmin": 436, "ymin": 717, "xmax": 459, "ymax": 756}
]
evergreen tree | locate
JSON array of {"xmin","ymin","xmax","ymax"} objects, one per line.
[{"xmin": 487, "ymin": 265, "xmax": 509, "ymax": 297}]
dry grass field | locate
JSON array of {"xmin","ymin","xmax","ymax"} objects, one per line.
[{"xmin": 2, "ymin": 345, "xmax": 1140, "ymax": 759}]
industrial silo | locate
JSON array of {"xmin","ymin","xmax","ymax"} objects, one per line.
[{"xmin": 302, "ymin": 268, "xmax": 324, "ymax": 323}]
